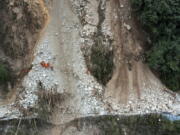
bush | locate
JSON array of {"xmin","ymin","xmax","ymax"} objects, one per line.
[
  {"xmin": 131, "ymin": 0, "xmax": 180, "ymax": 91},
  {"xmin": 90, "ymin": 36, "xmax": 114, "ymax": 85},
  {"xmin": 0, "ymin": 64, "xmax": 10, "ymax": 84}
]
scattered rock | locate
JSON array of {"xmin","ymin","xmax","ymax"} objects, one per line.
[
  {"xmin": 120, "ymin": 4, "xmax": 124, "ymax": 8},
  {"xmin": 123, "ymin": 23, "xmax": 131, "ymax": 30}
]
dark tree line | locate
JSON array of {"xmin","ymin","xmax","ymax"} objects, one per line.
[{"xmin": 131, "ymin": 0, "xmax": 180, "ymax": 91}]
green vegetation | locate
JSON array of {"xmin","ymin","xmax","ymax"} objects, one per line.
[
  {"xmin": 0, "ymin": 64, "xmax": 10, "ymax": 84},
  {"xmin": 130, "ymin": 0, "xmax": 180, "ymax": 91},
  {"xmin": 0, "ymin": 119, "xmax": 49, "ymax": 135},
  {"xmin": 72, "ymin": 114, "xmax": 180, "ymax": 135},
  {"xmin": 90, "ymin": 36, "xmax": 114, "ymax": 85}
]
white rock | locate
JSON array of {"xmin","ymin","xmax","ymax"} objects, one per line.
[
  {"xmin": 123, "ymin": 23, "xmax": 131, "ymax": 30},
  {"xmin": 120, "ymin": 5, "xmax": 124, "ymax": 8}
]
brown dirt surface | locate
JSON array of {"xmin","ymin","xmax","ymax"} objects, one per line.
[{"xmin": 105, "ymin": 0, "xmax": 164, "ymax": 104}]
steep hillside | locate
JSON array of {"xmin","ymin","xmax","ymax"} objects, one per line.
[
  {"xmin": 0, "ymin": 0, "xmax": 179, "ymax": 135},
  {"xmin": 0, "ymin": 0, "xmax": 48, "ymax": 107}
]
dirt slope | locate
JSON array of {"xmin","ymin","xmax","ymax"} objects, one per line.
[
  {"xmin": 22, "ymin": 0, "xmax": 107, "ymax": 134},
  {"xmin": 0, "ymin": 0, "xmax": 179, "ymax": 134},
  {"xmin": 105, "ymin": 0, "xmax": 164, "ymax": 103},
  {"xmin": 20, "ymin": 0, "xmax": 179, "ymax": 121},
  {"xmin": 37, "ymin": 0, "xmax": 179, "ymax": 134}
]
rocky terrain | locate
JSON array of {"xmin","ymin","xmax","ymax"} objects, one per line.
[{"xmin": 0, "ymin": 0, "xmax": 179, "ymax": 134}]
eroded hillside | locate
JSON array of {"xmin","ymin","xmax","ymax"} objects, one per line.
[
  {"xmin": 0, "ymin": 0, "xmax": 48, "ymax": 105},
  {"xmin": 0, "ymin": 0, "xmax": 179, "ymax": 135}
]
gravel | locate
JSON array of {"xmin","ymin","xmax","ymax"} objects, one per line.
[{"xmin": 19, "ymin": 40, "xmax": 64, "ymax": 109}]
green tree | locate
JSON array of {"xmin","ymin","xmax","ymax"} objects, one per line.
[{"xmin": 131, "ymin": 0, "xmax": 180, "ymax": 91}]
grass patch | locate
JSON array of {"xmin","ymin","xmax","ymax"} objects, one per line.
[{"xmin": 35, "ymin": 81, "xmax": 67, "ymax": 121}]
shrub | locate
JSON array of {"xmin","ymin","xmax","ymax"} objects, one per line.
[
  {"xmin": 90, "ymin": 36, "xmax": 114, "ymax": 85},
  {"xmin": 131, "ymin": 0, "xmax": 180, "ymax": 91},
  {"xmin": 0, "ymin": 64, "xmax": 10, "ymax": 84}
]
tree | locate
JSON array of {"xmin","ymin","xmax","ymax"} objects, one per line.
[{"xmin": 131, "ymin": 0, "xmax": 180, "ymax": 91}]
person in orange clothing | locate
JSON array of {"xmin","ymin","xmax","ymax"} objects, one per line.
[{"xmin": 40, "ymin": 61, "xmax": 53, "ymax": 70}]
